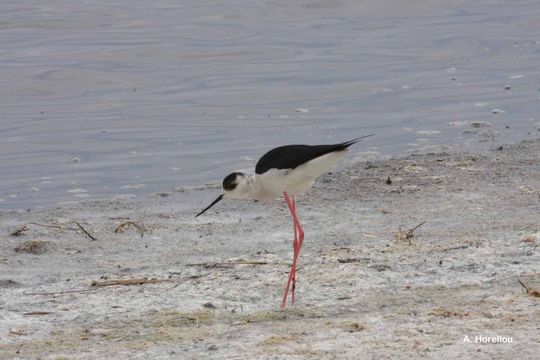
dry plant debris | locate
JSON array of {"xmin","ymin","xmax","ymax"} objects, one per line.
[
  {"xmin": 24, "ymin": 275, "xmax": 194, "ymax": 297},
  {"xmin": 23, "ymin": 311, "xmax": 52, "ymax": 316},
  {"xmin": 521, "ymin": 234, "xmax": 537, "ymax": 244},
  {"xmin": 75, "ymin": 221, "xmax": 97, "ymax": 241},
  {"xmin": 517, "ymin": 279, "xmax": 540, "ymax": 298},
  {"xmin": 114, "ymin": 221, "xmax": 145, "ymax": 236},
  {"xmin": 10, "ymin": 225, "xmax": 29, "ymax": 236},
  {"xmin": 90, "ymin": 277, "xmax": 172, "ymax": 287},
  {"xmin": 394, "ymin": 221, "xmax": 426, "ymax": 245},
  {"xmin": 429, "ymin": 307, "xmax": 470, "ymax": 318},
  {"xmin": 348, "ymin": 322, "xmax": 366, "ymax": 332},
  {"xmin": 9, "ymin": 221, "xmax": 97, "ymax": 241},
  {"xmin": 186, "ymin": 260, "xmax": 268, "ymax": 268},
  {"xmin": 259, "ymin": 334, "xmax": 297, "ymax": 346},
  {"xmin": 8, "ymin": 330, "xmax": 28, "ymax": 336},
  {"xmin": 337, "ymin": 257, "xmax": 369, "ymax": 264},
  {"xmin": 15, "ymin": 240, "xmax": 49, "ymax": 254},
  {"xmin": 24, "ymin": 288, "xmax": 102, "ymax": 296}
]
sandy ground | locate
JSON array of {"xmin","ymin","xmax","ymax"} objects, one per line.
[{"xmin": 1, "ymin": 139, "xmax": 539, "ymax": 359}]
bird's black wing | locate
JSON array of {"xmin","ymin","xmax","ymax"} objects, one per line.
[{"xmin": 255, "ymin": 137, "xmax": 370, "ymax": 175}]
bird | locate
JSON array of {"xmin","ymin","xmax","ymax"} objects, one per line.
[{"xmin": 195, "ymin": 134, "xmax": 373, "ymax": 309}]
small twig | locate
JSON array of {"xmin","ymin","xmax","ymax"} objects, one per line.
[
  {"xmin": 10, "ymin": 222, "xmax": 76, "ymax": 236},
  {"xmin": 23, "ymin": 311, "xmax": 52, "ymax": 316},
  {"xmin": 186, "ymin": 260, "xmax": 267, "ymax": 268},
  {"xmin": 8, "ymin": 330, "xmax": 28, "ymax": 336},
  {"xmin": 395, "ymin": 221, "xmax": 427, "ymax": 245},
  {"xmin": 517, "ymin": 278, "xmax": 540, "ymax": 297},
  {"xmin": 10, "ymin": 221, "xmax": 96, "ymax": 241},
  {"xmin": 90, "ymin": 277, "xmax": 171, "ymax": 287},
  {"xmin": 517, "ymin": 279, "xmax": 528, "ymax": 291},
  {"xmin": 24, "ymin": 288, "xmax": 102, "ymax": 296},
  {"xmin": 281, "ymin": 265, "xmax": 304, "ymax": 274},
  {"xmin": 25, "ymin": 277, "xmax": 173, "ymax": 296},
  {"xmin": 186, "ymin": 262, "xmax": 233, "ymax": 269},
  {"xmin": 442, "ymin": 245, "xmax": 469, "ymax": 252},
  {"xmin": 75, "ymin": 221, "xmax": 97, "ymax": 241},
  {"xmin": 186, "ymin": 273, "xmax": 210, "ymax": 280},
  {"xmin": 233, "ymin": 260, "xmax": 268, "ymax": 265},
  {"xmin": 338, "ymin": 258, "xmax": 358, "ymax": 264},
  {"xmin": 166, "ymin": 273, "xmax": 211, "ymax": 290},
  {"xmin": 28, "ymin": 222, "xmax": 69, "ymax": 230},
  {"xmin": 406, "ymin": 221, "xmax": 426, "ymax": 238},
  {"xmin": 337, "ymin": 257, "xmax": 369, "ymax": 264}
]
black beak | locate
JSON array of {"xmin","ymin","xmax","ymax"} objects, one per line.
[{"xmin": 195, "ymin": 194, "xmax": 224, "ymax": 218}]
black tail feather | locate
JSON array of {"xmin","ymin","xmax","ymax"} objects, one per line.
[{"xmin": 339, "ymin": 134, "xmax": 375, "ymax": 149}]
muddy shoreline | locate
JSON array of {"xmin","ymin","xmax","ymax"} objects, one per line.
[{"xmin": 1, "ymin": 139, "xmax": 539, "ymax": 359}]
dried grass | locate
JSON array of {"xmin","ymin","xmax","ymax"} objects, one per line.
[{"xmin": 15, "ymin": 240, "xmax": 48, "ymax": 254}]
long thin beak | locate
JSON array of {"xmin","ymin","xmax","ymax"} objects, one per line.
[{"xmin": 195, "ymin": 194, "xmax": 224, "ymax": 218}]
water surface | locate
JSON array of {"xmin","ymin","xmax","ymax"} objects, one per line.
[{"xmin": 1, "ymin": 0, "xmax": 539, "ymax": 209}]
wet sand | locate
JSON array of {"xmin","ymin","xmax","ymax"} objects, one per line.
[{"xmin": 1, "ymin": 138, "xmax": 539, "ymax": 359}]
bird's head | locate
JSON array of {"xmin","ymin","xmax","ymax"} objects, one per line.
[
  {"xmin": 195, "ymin": 172, "xmax": 249, "ymax": 217},
  {"xmin": 222, "ymin": 172, "xmax": 251, "ymax": 199}
]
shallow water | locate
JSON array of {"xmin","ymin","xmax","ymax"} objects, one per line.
[{"xmin": 1, "ymin": 0, "xmax": 539, "ymax": 210}]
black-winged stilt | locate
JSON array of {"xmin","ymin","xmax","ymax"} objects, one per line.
[{"xmin": 196, "ymin": 135, "xmax": 373, "ymax": 309}]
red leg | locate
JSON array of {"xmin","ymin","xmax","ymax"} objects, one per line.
[
  {"xmin": 294, "ymin": 201, "xmax": 304, "ymax": 247},
  {"xmin": 291, "ymin": 197, "xmax": 298, "ymax": 305},
  {"xmin": 290, "ymin": 198, "xmax": 304, "ymax": 305},
  {"xmin": 281, "ymin": 192, "xmax": 299, "ymax": 310},
  {"xmin": 281, "ymin": 192, "xmax": 304, "ymax": 310}
]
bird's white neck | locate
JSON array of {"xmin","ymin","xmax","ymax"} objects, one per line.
[{"xmin": 226, "ymin": 174, "xmax": 277, "ymax": 201}]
